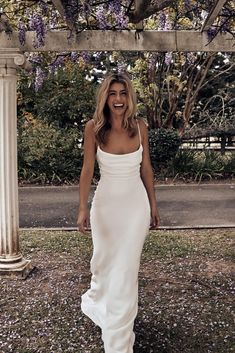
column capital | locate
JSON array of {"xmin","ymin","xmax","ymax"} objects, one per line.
[{"xmin": 0, "ymin": 48, "xmax": 31, "ymax": 75}]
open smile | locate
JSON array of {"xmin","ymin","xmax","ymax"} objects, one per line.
[{"xmin": 113, "ymin": 104, "xmax": 125, "ymax": 108}]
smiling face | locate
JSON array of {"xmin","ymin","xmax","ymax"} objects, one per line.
[{"xmin": 106, "ymin": 82, "xmax": 128, "ymax": 118}]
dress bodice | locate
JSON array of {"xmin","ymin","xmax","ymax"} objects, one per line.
[
  {"xmin": 96, "ymin": 144, "xmax": 143, "ymax": 180},
  {"xmin": 96, "ymin": 120, "xmax": 143, "ymax": 180}
]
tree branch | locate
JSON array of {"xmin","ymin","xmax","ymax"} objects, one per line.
[
  {"xmin": 200, "ymin": 62, "xmax": 235, "ymax": 91},
  {"xmin": 128, "ymin": 0, "xmax": 173, "ymax": 23},
  {"xmin": 51, "ymin": 0, "xmax": 76, "ymax": 32}
]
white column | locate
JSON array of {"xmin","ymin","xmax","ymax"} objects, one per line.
[{"xmin": 0, "ymin": 49, "xmax": 33, "ymax": 279}]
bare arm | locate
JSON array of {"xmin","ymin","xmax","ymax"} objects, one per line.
[
  {"xmin": 77, "ymin": 120, "xmax": 96, "ymax": 233},
  {"xmin": 139, "ymin": 120, "xmax": 160, "ymax": 229}
]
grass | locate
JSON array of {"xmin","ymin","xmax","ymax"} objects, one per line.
[{"xmin": 0, "ymin": 229, "xmax": 234, "ymax": 353}]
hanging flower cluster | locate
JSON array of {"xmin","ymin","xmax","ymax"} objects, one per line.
[{"xmin": 29, "ymin": 13, "xmax": 46, "ymax": 48}]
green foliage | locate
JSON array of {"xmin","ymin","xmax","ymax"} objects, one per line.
[
  {"xmin": 18, "ymin": 119, "xmax": 83, "ymax": 184},
  {"xmin": 195, "ymin": 150, "xmax": 225, "ymax": 181},
  {"xmin": 18, "ymin": 61, "xmax": 96, "ymax": 128},
  {"xmin": 149, "ymin": 128, "xmax": 182, "ymax": 172},
  {"xmin": 16, "ymin": 53, "xmax": 234, "ymax": 184},
  {"xmin": 17, "ymin": 60, "xmax": 97, "ymax": 184},
  {"xmin": 223, "ymin": 153, "xmax": 235, "ymax": 178},
  {"xmin": 170, "ymin": 149, "xmax": 235, "ymax": 182}
]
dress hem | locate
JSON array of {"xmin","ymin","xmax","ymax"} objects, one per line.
[{"xmin": 81, "ymin": 294, "xmax": 103, "ymax": 329}]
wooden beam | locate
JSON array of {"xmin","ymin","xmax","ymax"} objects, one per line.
[
  {"xmin": 0, "ymin": 30, "xmax": 234, "ymax": 52},
  {"xmin": 201, "ymin": 0, "xmax": 227, "ymax": 32}
]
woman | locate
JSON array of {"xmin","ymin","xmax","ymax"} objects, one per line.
[{"xmin": 77, "ymin": 72, "xmax": 160, "ymax": 353}]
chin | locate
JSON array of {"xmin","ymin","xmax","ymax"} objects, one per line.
[{"xmin": 112, "ymin": 110, "xmax": 125, "ymax": 116}]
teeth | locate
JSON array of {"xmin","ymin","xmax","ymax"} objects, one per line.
[{"xmin": 114, "ymin": 104, "xmax": 124, "ymax": 107}]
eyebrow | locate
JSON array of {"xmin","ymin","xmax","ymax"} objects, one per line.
[{"xmin": 109, "ymin": 89, "xmax": 127, "ymax": 93}]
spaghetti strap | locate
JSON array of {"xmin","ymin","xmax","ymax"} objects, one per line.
[{"xmin": 137, "ymin": 120, "xmax": 141, "ymax": 145}]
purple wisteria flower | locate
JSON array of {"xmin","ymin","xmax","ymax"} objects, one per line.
[
  {"xmin": 48, "ymin": 12, "xmax": 59, "ymax": 29},
  {"xmin": 148, "ymin": 53, "xmax": 158, "ymax": 71},
  {"xmin": 158, "ymin": 11, "xmax": 172, "ymax": 31},
  {"xmin": 29, "ymin": 13, "xmax": 45, "ymax": 48},
  {"xmin": 165, "ymin": 52, "xmax": 172, "ymax": 66},
  {"xmin": 81, "ymin": 51, "xmax": 92, "ymax": 63},
  {"xmin": 164, "ymin": 15, "xmax": 171, "ymax": 31},
  {"xmin": 18, "ymin": 21, "xmax": 26, "ymax": 46},
  {"xmin": 49, "ymin": 55, "xmax": 65, "ymax": 74},
  {"xmin": 186, "ymin": 52, "xmax": 196, "ymax": 65},
  {"xmin": 159, "ymin": 11, "xmax": 166, "ymax": 30},
  {"xmin": 108, "ymin": 0, "xmax": 121, "ymax": 15},
  {"xmin": 220, "ymin": 9, "xmax": 231, "ymax": 33},
  {"xmin": 28, "ymin": 53, "xmax": 43, "ymax": 64},
  {"xmin": 35, "ymin": 67, "xmax": 46, "ymax": 91},
  {"xmin": 207, "ymin": 27, "xmax": 217, "ymax": 42},
  {"xmin": 96, "ymin": 6, "xmax": 108, "ymax": 29},
  {"xmin": 70, "ymin": 52, "xmax": 78, "ymax": 62},
  {"xmin": 116, "ymin": 9, "xmax": 128, "ymax": 29}
]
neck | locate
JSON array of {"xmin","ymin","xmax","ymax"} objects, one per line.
[{"xmin": 109, "ymin": 115, "xmax": 124, "ymax": 129}]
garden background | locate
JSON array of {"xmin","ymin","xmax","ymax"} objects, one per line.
[
  {"xmin": 0, "ymin": 1, "xmax": 234, "ymax": 353},
  {"xmin": 17, "ymin": 50, "xmax": 235, "ymax": 185},
  {"xmin": 6, "ymin": 0, "xmax": 233, "ymax": 185}
]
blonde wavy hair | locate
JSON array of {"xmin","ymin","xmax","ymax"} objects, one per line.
[{"xmin": 93, "ymin": 72, "xmax": 138, "ymax": 145}]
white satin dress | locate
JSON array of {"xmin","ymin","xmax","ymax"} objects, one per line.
[{"xmin": 81, "ymin": 122, "xmax": 151, "ymax": 353}]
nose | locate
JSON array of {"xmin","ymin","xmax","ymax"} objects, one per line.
[{"xmin": 116, "ymin": 93, "xmax": 123, "ymax": 100}]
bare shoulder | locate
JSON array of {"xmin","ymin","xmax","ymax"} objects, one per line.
[
  {"xmin": 85, "ymin": 119, "xmax": 95, "ymax": 131},
  {"xmin": 138, "ymin": 118, "xmax": 148, "ymax": 128},
  {"xmin": 84, "ymin": 119, "xmax": 95, "ymax": 137}
]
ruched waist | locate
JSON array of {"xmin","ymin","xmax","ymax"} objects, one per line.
[
  {"xmin": 92, "ymin": 175, "xmax": 148, "ymax": 209},
  {"xmin": 99, "ymin": 171, "xmax": 141, "ymax": 181}
]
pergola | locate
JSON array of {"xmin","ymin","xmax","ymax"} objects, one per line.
[{"xmin": 0, "ymin": 0, "xmax": 234, "ymax": 278}]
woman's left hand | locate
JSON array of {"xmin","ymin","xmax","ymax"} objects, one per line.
[{"xmin": 150, "ymin": 206, "xmax": 160, "ymax": 230}]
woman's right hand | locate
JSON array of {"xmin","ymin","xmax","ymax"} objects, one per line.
[{"xmin": 77, "ymin": 208, "xmax": 90, "ymax": 234}]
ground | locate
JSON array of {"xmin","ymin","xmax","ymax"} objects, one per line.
[{"xmin": 0, "ymin": 229, "xmax": 234, "ymax": 353}]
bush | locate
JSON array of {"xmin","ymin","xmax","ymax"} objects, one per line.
[
  {"xmin": 195, "ymin": 150, "xmax": 225, "ymax": 181},
  {"xmin": 170, "ymin": 149, "xmax": 198, "ymax": 178},
  {"xmin": 18, "ymin": 119, "xmax": 83, "ymax": 184},
  {"xmin": 223, "ymin": 152, "xmax": 235, "ymax": 178},
  {"xmin": 18, "ymin": 61, "xmax": 96, "ymax": 129},
  {"xmin": 170, "ymin": 149, "xmax": 234, "ymax": 181},
  {"xmin": 149, "ymin": 128, "xmax": 182, "ymax": 173}
]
